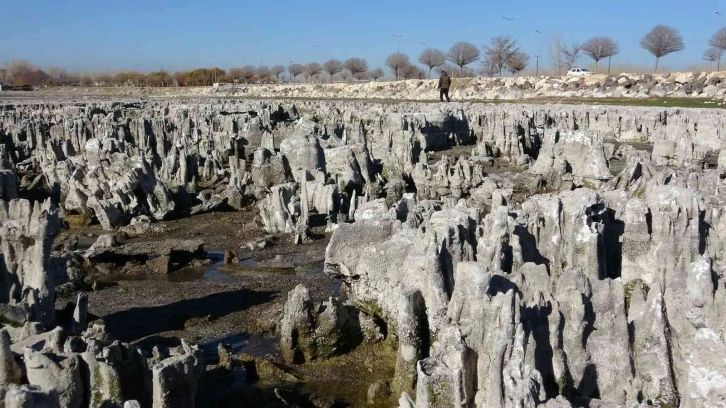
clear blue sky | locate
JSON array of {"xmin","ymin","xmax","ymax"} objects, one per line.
[{"xmin": 0, "ymin": 0, "xmax": 721, "ymax": 73}]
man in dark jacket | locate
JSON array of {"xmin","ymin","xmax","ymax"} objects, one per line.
[{"xmin": 437, "ymin": 71, "xmax": 451, "ymax": 102}]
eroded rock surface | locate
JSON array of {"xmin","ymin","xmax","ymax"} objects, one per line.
[{"xmin": 4, "ymin": 96, "xmax": 726, "ymax": 407}]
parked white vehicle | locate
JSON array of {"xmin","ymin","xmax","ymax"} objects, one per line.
[{"xmin": 566, "ymin": 68, "xmax": 594, "ymax": 76}]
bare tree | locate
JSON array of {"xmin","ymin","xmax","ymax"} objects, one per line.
[
  {"xmin": 484, "ymin": 35, "xmax": 519, "ymax": 76},
  {"xmin": 418, "ymin": 48, "xmax": 446, "ymax": 78},
  {"xmin": 339, "ymin": 70, "xmax": 352, "ymax": 81},
  {"xmin": 344, "ymin": 58, "xmax": 369, "ymax": 79},
  {"xmin": 709, "ymin": 28, "xmax": 726, "ymax": 71},
  {"xmin": 386, "ymin": 52, "xmax": 410, "ymax": 80},
  {"xmin": 480, "ymin": 57, "xmax": 497, "ymax": 77},
  {"xmin": 227, "ymin": 68, "xmax": 245, "ymax": 83},
  {"xmin": 459, "ymin": 67, "xmax": 477, "ymax": 78},
  {"xmin": 560, "ymin": 43, "xmax": 582, "ymax": 71},
  {"xmin": 603, "ymin": 40, "xmax": 620, "ymax": 75},
  {"xmin": 288, "ymin": 63, "xmax": 304, "ymax": 83},
  {"xmin": 323, "ymin": 59, "xmax": 344, "ymax": 83},
  {"xmin": 8, "ymin": 60, "xmax": 34, "ymax": 79},
  {"xmin": 256, "ymin": 66, "xmax": 272, "ymax": 82},
  {"xmin": 710, "ymin": 27, "xmax": 726, "ymax": 49},
  {"xmin": 370, "ymin": 68, "xmax": 385, "ymax": 81},
  {"xmin": 549, "ymin": 33, "xmax": 564, "ymax": 75},
  {"xmin": 436, "ymin": 63, "xmax": 457, "ymax": 76},
  {"xmin": 704, "ymin": 48, "xmax": 723, "ymax": 70},
  {"xmin": 47, "ymin": 66, "xmax": 72, "ymax": 86},
  {"xmin": 271, "ymin": 65, "xmax": 286, "ymax": 81},
  {"xmin": 507, "ymin": 51, "xmax": 530, "ymax": 76},
  {"xmin": 640, "ymin": 25, "xmax": 685, "ymax": 72},
  {"xmin": 240, "ymin": 65, "xmax": 256, "ymax": 83},
  {"xmin": 304, "ymin": 62, "xmax": 323, "ymax": 83},
  {"xmin": 582, "ymin": 37, "xmax": 620, "ymax": 73},
  {"xmin": 447, "ymin": 42, "xmax": 480, "ymax": 77},
  {"xmin": 400, "ymin": 64, "xmax": 424, "ymax": 79}
]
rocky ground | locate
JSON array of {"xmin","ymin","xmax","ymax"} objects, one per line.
[
  {"xmin": 21, "ymin": 70, "xmax": 726, "ymax": 102},
  {"xmin": 1, "ymin": 92, "xmax": 726, "ymax": 408},
  {"xmin": 57, "ymin": 210, "xmax": 352, "ymax": 405}
]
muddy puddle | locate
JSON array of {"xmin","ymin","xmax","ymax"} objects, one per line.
[{"xmin": 201, "ymin": 332, "xmax": 281, "ymax": 359}]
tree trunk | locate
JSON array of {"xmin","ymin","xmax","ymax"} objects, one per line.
[
  {"xmin": 654, "ymin": 57, "xmax": 659, "ymax": 73},
  {"xmin": 428, "ymin": 67, "xmax": 432, "ymax": 79},
  {"xmin": 595, "ymin": 60, "xmax": 598, "ymax": 73},
  {"xmin": 608, "ymin": 56, "xmax": 612, "ymax": 75},
  {"xmin": 460, "ymin": 65, "xmax": 463, "ymax": 78},
  {"xmin": 719, "ymin": 58, "xmax": 721, "ymax": 71}
]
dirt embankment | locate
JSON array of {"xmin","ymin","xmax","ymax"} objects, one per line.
[{"xmin": 17, "ymin": 70, "xmax": 726, "ymax": 103}]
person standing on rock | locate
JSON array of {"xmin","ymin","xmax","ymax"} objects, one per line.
[{"xmin": 438, "ymin": 71, "xmax": 451, "ymax": 102}]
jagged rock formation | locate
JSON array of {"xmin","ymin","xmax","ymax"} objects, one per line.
[
  {"xmin": 3, "ymin": 100, "xmax": 726, "ymax": 235},
  {"xmin": 5, "ymin": 96, "xmax": 726, "ymax": 407},
  {"xmin": 530, "ymin": 130, "xmax": 612, "ymax": 187},
  {"xmin": 279, "ymin": 284, "xmax": 356, "ymax": 364},
  {"xmin": 325, "ymin": 145, "xmax": 726, "ymax": 407},
  {"xmin": 0, "ymin": 199, "xmax": 60, "ymax": 329},
  {"xmin": 0, "ymin": 199, "xmax": 203, "ymax": 407}
]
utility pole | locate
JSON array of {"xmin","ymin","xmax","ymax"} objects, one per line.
[
  {"xmin": 535, "ymin": 30, "xmax": 543, "ymax": 76},
  {"xmin": 314, "ymin": 45, "xmax": 325, "ymax": 83},
  {"xmin": 502, "ymin": 16, "xmax": 519, "ymax": 35},
  {"xmin": 210, "ymin": 57, "xmax": 218, "ymax": 85},
  {"xmin": 285, "ymin": 56, "xmax": 293, "ymax": 82},
  {"xmin": 135, "ymin": 63, "xmax": 142, "ymax": 86},
  {"xmin": 391, "ymin": 33, "xmax": 406, "ymax": 52}
]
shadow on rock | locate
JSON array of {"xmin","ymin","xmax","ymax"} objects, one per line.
[{"xmin": 102, "ymin": 289, "xmax": 275, "ymax": 342}]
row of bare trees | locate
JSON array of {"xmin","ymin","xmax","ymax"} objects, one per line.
[
  {"xmin": 6, "ymin": 24, "xmax": 726, "ymax": 87},
  {"xmin": 399, "ymin": 24, "xmax": 689, "ymax": 78},
  {"xmin": 374, "ymin": 24, "xmax": 686, "ymax": 80},
  {"xmin": 0, "ymin": 59, "xmax": 387, "ymax": 87},
  {"xmin": 285, "ymin": 58, "xmax": 385, "ymax": 83},
  {"xmin": 379, "ymin": 36, "xmax": 614, "ymax": 80}
]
